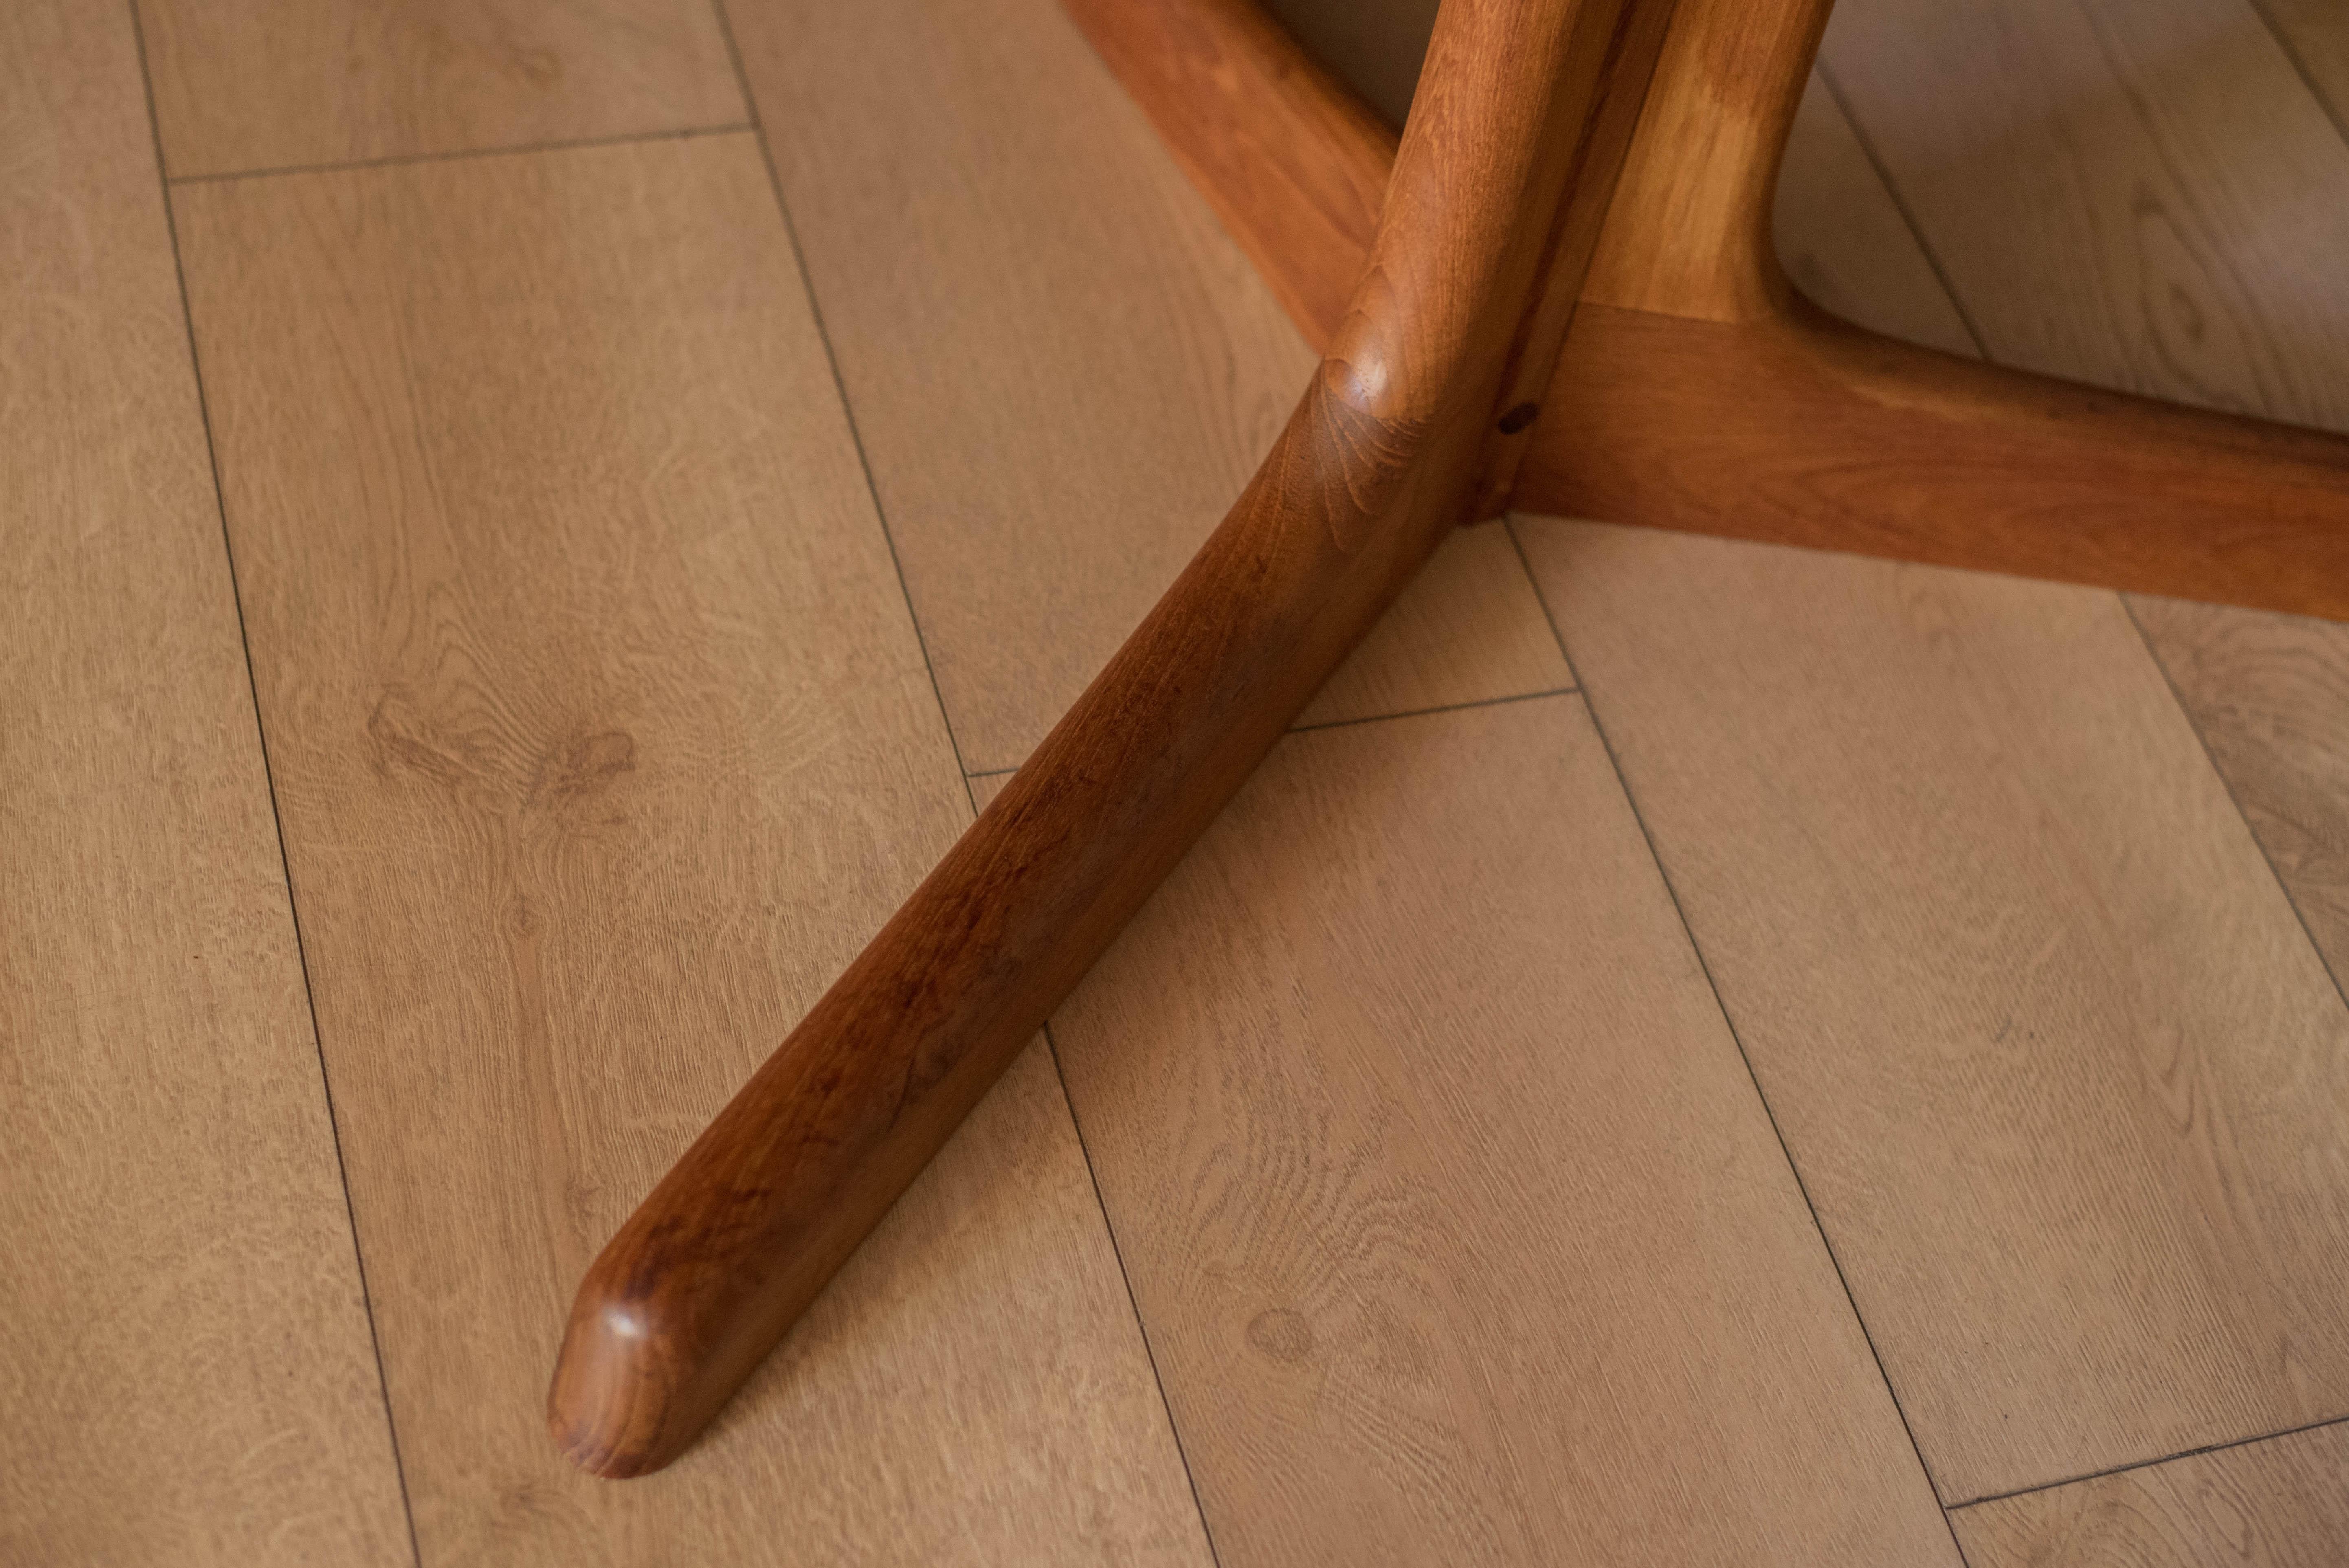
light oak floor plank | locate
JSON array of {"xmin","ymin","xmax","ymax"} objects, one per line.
[
  {"xmin": 0, "ymin": 2, "xmax": 411, "ymax": 1561},
  {"xmin": 1514, "ymin": 518, "xmax": 2349, "ymax": 1504},
  {"xmin": 174, "ymin": 135, "xmax": 1211, "ymax": 1566},
  {"xmin": 726, "ymin": 0, "xmax": 1571, "ymax": 774},
  {"xmin": 980, "ymin": 705, "xmax": 1960, "ymax": 1567},
  {"xmin": 1951, "ymin": 1418, "xmax": 2349, "ymax": 1567},
  {"xmin": 137, "ymin": 0, "xmax": 744, "ymax": 180}
]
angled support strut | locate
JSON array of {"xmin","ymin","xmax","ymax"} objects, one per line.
[
  {"xmin": 549, "ymin": 0, "xmax": 1677, "ymax": 1477},
  {"xmin": 1073, "ymin": 0, "xmax": 2349, "ymax": 618}
]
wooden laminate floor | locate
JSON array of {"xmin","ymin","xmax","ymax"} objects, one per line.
[{"xmin": 5, "ymin": 0, "xmax": 2345, "ymax": 1563}]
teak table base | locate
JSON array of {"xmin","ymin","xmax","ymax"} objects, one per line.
[
  {"xmin": 1070, "ymin": 0, "xmax": 2349, "ymax": 618},
  {"xmin": 548, "ymin": 0, "xmax": 2349, "ymax": 1478}
]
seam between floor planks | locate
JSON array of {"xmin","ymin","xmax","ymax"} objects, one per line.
[
  {"xmin": 972, "ymin": 698, "xmax": 1966, "ymax": 1565},
  {"xmin": 123, "ymin": 0, "xmax": 425, "ymax": 1559},
  {"xmin": 163, "ymin": 121, "xmax": 755, "ymax": 188},
  {"xmin": 4, "ymin": 0, "xmax": 413, "ymax": 1557},
  {"xmin": 1808, "ymin": 61, "xmax": 1994, "ymax": 358},
  {"xmin": 2121, "ymin": 602, "xmax": 2349, "ymax": 1016},
  {"xmin": 709, "ymin": 0, "xmax": 1229, "ymax": 1537},
  {"xmin": 1505, "ymin": 521, "xmax": 1971, "ymax": 1555},
  {"xmin": 1949, "ymin": 1407, "xmax": 2349, "ymax": 1512},
  {"xmin": 1035, "ymin": 1017, "xmax": 1231, "ymax": 1568},
  {"xmin": 963, "ymin": 684, "xmax": 1589, "ymax": 795},
  {"xmin": 706, "ymin": 0, "xmax": 980, "ymax": 790},
  {"xmin": 133, "ymin": 0, "xmax": 748, "ymax": 179}
]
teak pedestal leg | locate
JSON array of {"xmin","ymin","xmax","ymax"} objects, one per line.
[
  {"xmin": 550, "ymin": 0, "xmax": 1679, "ymax": 1477},
  {"xmin": 548, "ymin": 0, "xmax": 2349, "ymax": 1478}
]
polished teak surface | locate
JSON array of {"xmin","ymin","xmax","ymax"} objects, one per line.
[{"xmin": 7, "ymin": 0, "xmax": 2347, "ymax": 1559}]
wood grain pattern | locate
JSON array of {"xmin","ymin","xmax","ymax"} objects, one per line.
[
  {"xmin": 137, "ymin": 0, "xmax": 743, "ymax": 179},
  {"xmin": 1817, "ymin": 0, "xmax": 2349, "ymax": 430},
  {"xmin": 1011, "ymin": 703, "xmax": 1960, "ymax": 1566},
  {"xmin": 1515, "ymin": 518, "xmax": 2349, "ymax": 1503},
  {"xmin": 174, "ymin": 135, "xmax": 1209, "ymax": 1560},
  {"xmin": 1574, "ymin": 0, "xmax": 1832, "ymax": 323},
  {"xmin": 552, "ymin": 0, "xmax": 1672, "ymax": 1476},
  {"xmin": 2131, "ymin": 599, "xmax": 2349, "ymax": 992},
  {"xmin": 1951, "ymin": 1420, "xmax": 2349, "ymax": 1567},
  {"xmin": 0, "ymin": 3, "xmax": 410, "ymax": 1561},
  {"xmin": 1511, "ymin": 298, "xmax": 2349, "ymax": 621},
  {"xmin": 731, "ymin": 0, "xmax": 1568, "ymax": 773}
]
